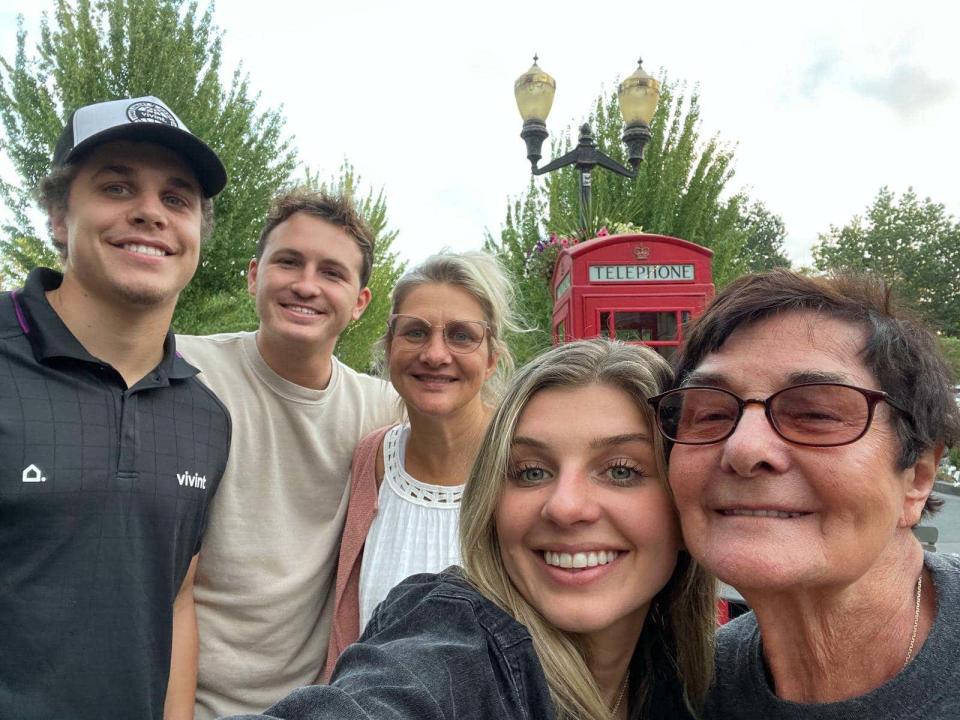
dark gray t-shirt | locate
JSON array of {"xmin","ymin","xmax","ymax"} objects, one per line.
[{"xmin": 705, "ymin": 551, "xmax": 960, "ymax": 720}]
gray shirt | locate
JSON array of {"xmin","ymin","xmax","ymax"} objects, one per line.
[{"xmin": 705, "ymin": 551, "xmax": 960, "ymax": 719}]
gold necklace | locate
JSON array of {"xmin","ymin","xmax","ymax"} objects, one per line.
[
  {"xmin": 903, "ymin": 572, "xmax": 923, "ymax": 669},
  {"xmin": 610, "ymin": 673, "xmax": 629, "ymax": 717}
]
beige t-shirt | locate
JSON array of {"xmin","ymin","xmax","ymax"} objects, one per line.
[{"xmin": 176, "ymin": 331, "xmax": 399, "ymax": 719}]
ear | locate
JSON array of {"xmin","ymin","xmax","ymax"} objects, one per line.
[
  {"xmin": 898, "ymin": 443, "xmax": 942, "ymax": 528},
  {"xmin": 351, "ymin": 286, "xmax": 372, "ymax": 321},
  {"xmin": 484, "ymin": 347, "xmax": 500, "ymax": 380},
  {"xmin": 247, "ymin": 258, "xmax": 259, "ymax": 297},
  {"xmin": 50, "ymin": 209, "xmax": 69, "ymax": 257}
]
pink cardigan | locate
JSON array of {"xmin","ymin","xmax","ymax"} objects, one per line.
[{"xmin": 321, "ymin": 425, "xmax": 394, "ymax": 682}]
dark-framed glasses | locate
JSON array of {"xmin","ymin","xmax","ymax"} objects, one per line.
[
  {"xmin": 647, "ymin": 382, "xmax": 910, "ymax": 447},
  {"xmin": 388, "ymin": 314, "xmax": 489, "ymax": 354}
]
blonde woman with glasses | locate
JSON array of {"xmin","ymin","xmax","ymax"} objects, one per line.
[
  {"xmin": 322, "ymin": 251, "xmax": 518, "ymax": 679},
  {"xmin": 228, "ymin": 339, "xmax": 715, "ymax": 720}
]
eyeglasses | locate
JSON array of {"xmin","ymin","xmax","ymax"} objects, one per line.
[
  {"xmin": 388, "ymin": 314, "xmax": 489, "ymax": 354},
  {"xmin": 647, "ymin": 382, "xmax": 910, "ymax": 447}
]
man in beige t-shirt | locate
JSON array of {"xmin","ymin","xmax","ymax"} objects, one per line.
[{"xmin": 177, "ymin": 189, "xmax": 400, "ymax": 718}]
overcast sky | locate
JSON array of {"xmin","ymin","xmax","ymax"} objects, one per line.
[{"xmin": 1, "ymin": 0, "xmax": 957, "ymax": 268}]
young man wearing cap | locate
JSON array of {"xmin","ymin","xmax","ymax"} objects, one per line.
[
  {"xmin": 176, "ymin": 189, "xmax": 400, "ymax": 718},
  {"xmin": 0, "ymin": 97, "xmax": 231, "ymax": 720}
]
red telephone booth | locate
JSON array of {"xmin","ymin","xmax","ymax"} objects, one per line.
[{"xmin": 551, "ymin": 233, "xmax": 714, "ymax": 359}]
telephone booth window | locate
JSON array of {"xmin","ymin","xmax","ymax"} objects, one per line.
[
  {"xmin": 555, "ymin": 320, "xmax": 566, "ymax": 343},
  {"xmin": 612, "ymin": 312, "xmax": 678, "ymax": 343},
  {"xmin": 596, "ymin": 309, "xmax": 691, "ymax": 359},
  {"xmin": 599, "ymin": 311, "xmax": 612, "ymax": 338}
]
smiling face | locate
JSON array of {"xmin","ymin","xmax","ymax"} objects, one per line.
[
  {"xmin": 248, "ymin": 212, "xmax": 371, "ymax": 355},
  {"xmin": 668, "ymin": 311, "xmax": 932, "ymax": 594},
  {"xmin": 387, "ymin": 282, "xmax": 497, "ymax": 420},
  {"xmin": 51, "ymin": 140, "xmax": 203, "ymax": 309},
  {"xmin": 495, "ymin": 383, "xmax": 681, "ymax": 646}
]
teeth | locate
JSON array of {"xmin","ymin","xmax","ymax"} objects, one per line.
[
  {"xmin": 726, "ymin": 509, "xmax": 803, "ymax": 519},
  {"xmin": 124, "ymin": 243, "xmax": 165, "ymax": 257},
  {"xmin": 287, "ymin": 305, "xmax": 318, "ymax": 315},
  {"xmin": 543, "ymin": 550, "xmax": 619, "ymax": 569}
]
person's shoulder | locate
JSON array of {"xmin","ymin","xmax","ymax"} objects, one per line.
[
  {"xmin": 174, "ymin": 371, "xmax": 232, "ymax": 440},
  {"xmin": 715, "ymin": 612, "xmax": 759, "ymax": 654},
  {"xmin": 365, "ymin": 568, "xmax": 524, "ymax": 645},
  {"xmin": 331, "ymin": 358, "xmax": 398, "ymax": 402},
  {"xmin": 0, "ymin": 290, "xmax": 23, "ymax": 340},
  {"xmin": 927, "ymin": 551, "xmax": 960, "ymax": 594},
  {"xmin": 356, "ymin": 424, "xmax": 396, "ymax": 454},
  {"xmin": 369, "ymin": 569, "xmax": 477, "ymax": 620},
  {"xmin": 334, "ymin": 358, "xmax": 390, "ymax": 389},
  {"xmin": 176, "ymin": 330, "xmax": 249, "ymax": 355},
  {"xmin": 927, "ymin": 550, "xmax": 960, "ymax": 571}
]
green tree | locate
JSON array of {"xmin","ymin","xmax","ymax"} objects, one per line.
[
  {"xmin": 736, "ymin": 200, "xmax": 791, "ymax": 273},
  {"xmin": 0, "ymin": 0, "xmax": 297, "ymax": 331},
  {"xmin": 483, "ymin": 180, "xmax": 551, "ymax": 367},
  {"xmin": 813, "ymin": 187, "xmax": 960, "ymax": 336},
  {"xmin": 940, "ymin": 336, "xmax": 960, "ymax": 383},
  {"xmin": 536, "ymin": 83, "xmax": 747, "ymax": 285},
  {"xmin": 487, "ymin": 80, "xmax": 781, "ymax": 363}
]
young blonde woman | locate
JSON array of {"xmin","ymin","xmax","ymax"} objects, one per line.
[
  {"xmin": 322, "ymin": 250, "xmax": 518, "ymax": 679},
  {"xmin": 230, "ymin": 339, "xmax": 715, "ymax": 720}
]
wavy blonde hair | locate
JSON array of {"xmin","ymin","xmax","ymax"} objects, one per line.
[{"xmin": 460, "ymin": 339, "xmax": 715, "ymax": 719}]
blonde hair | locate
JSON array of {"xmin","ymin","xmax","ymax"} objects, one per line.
[
  {"xmin": 382, "ymin": 250, "xmax": 521, "ymax": 405},
  {"xmin": 460, "ymin": 339, "xmax": 716, "ymax": 719}
]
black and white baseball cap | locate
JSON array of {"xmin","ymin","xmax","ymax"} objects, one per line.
[{"xmin": 53, "ymin": 96, "xmax": 227, "ymax": 197}]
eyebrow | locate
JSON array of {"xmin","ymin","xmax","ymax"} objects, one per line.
[
  {"xmin": 682, "ymin": 369, "xmax": 851, "ymax": 389},
  {"xmin": 511, "ymin": 432, "xmax": 651, "ymax": 451}
]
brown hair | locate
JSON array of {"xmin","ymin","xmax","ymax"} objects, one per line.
[
  {"xmin": 37, "ymin": 161, "xmax": 215, "ymax": 259},
  {"xmin": 675, "ymin": 269, "xmax": 960, "ymax": 516},
  {"xmin": 256, "ymin": 188, "xmax": 375, "ymax": 287}
]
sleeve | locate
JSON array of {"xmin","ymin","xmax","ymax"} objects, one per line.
[
  {"xmin": 223, "ymin": 646, "xmax": 446, "ymax": 720},
  {"xmin": 223, "ymin": 580, "xmax": 519, "ymax": 720}
]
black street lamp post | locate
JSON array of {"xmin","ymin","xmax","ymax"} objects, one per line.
[{"xmin": 514, "ymin": 57, "xmax": 661, "ymax": 233}]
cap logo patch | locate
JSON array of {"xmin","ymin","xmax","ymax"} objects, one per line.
[{"xmin": 125, "ymin": 101, "xmax": 178, "ymax": 127}]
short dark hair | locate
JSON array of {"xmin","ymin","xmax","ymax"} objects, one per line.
[
  {"xmin": 255, "ymin": 188, "xmax": 374, "ymax": 288},
  {"xmin": 675, "ymin": 269, "xmax": 960, "ymax": 516},
  {"xmin": 36, "ymin": 160, "xmax": 216, "ymax": 259}
]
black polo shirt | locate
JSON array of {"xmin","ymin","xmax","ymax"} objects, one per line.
[{"xmin": 0, "ymin": 268, "xmax": 231, "ymax": 720}]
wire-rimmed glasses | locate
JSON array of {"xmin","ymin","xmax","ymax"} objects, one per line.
[{"xmin": 388, "ymin": 314, "xmax": 489, "ymax": 354}]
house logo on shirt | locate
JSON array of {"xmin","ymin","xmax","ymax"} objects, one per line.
[
  {"xmin": 177, "ymin": 470, "xmax": 207, "ymax": 490},
  {"xmin": 22, "ymin": 464, "xmax": 46, "ymax": 483}
]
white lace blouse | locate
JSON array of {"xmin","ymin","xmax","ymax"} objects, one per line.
[{"xmin": 358, "ymin": 423, "xmax": 464, "ymax": 631}]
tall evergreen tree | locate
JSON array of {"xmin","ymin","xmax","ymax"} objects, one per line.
[
  {"xmin": 813, "ymin": 187, "xmax": 960, "ymax": 336},
  {"xmin": 0, "ymin": 0, "xmax": 296, "ymax": 331}
]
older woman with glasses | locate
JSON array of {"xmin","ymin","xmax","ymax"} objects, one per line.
[
  {"xmin": 649, "ymin": 270, "xmax": 960, "ymax": 719},
  {"xmin": 322, "ymin": 251, "xmax": 519, "ymax": 679}
]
